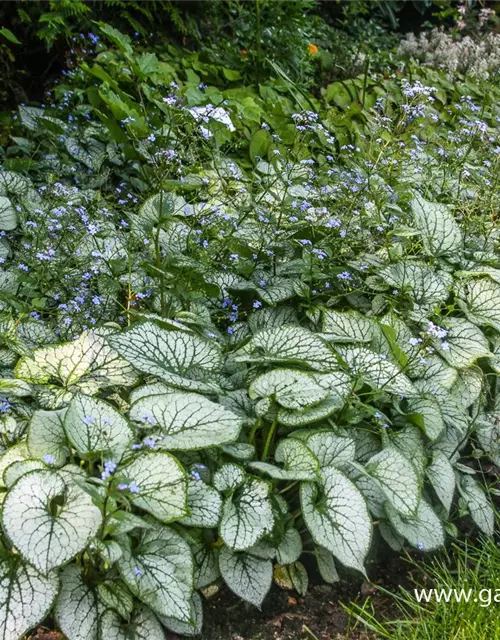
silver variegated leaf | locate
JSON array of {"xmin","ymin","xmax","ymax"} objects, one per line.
[
  {"xmin": 322, "ymin": 310, "xmax": 376, "ymax": 343},
  {"xmin": 249, "ymin": 439, "xmax": 319, "ymax": 481},
  {"xmin": 108, "ymin": 322, "xmax": 222, "ymax": 394},
  {"xmin": 411, "ymin": 194, "xmax": 462, "ymax": 256},
  {"xmin": 277, "ymin": 397, "xmax": 342, "ymax": 427},
  {"xmin": 65, "ymin": 394, "xmax": 133, "ymax": 458},
  {"xmin": 117, "ymin": 451, "xmax": 187, "ymax": 523},
  {"xmin": 0, "ymin": 443, "xmax": 29, "ymax": 489},
  {"xmin": 249, "ymin": 369, "xmax": 328, "ymax": 410},
  {"xmin": 276, "ymin": 527, "xmax": 302, "ymax": 565},
  {"xmin": 0, "ymin": 196, "xmax": 18, "ymax": 231},
  {"xmin": 0, "ymin": 559, "xmax": 58, "ymax": 640},
  {"xmin": 55, "ymin": 566, "xmax": 100, "ymax": 640},
  {"xmin": 27, "ymin": 409, "xmax": 69, "ymax": 466},
  {"xmin": 301, "ymin": 468, "xmax": 372, "ymax": 575},
  {"xmin": 161, "ymin": 593, "xmax": 203, "ymax": 637},
  {"xmin": 118, "ymin": 523, "xmax": 193, "ymax": 622},
  {"xmin": 426, "ymin": 451, "xmax": 455, "ymax": 514},
  {"xmin": 219, "ymin": 547, "xmax": 272, "ymax": 608},
  {"xmin": 385, "ymin": 499, "xmax": 444, "ymax": 551},
  {"xmin": 99, "ymin": 606, "xmax": 165, "ymax": 640},
  {"xmin": 220, "ymin": 478, "xmax": 274, "ymax": 550},
  {"xmin": 378, "ymin": 262, "xmax": 452, "ymax": 307},
  {"xmin": 213, "ymin": 464, "xmax": 246, "ymax": 492},
  {"xmin": 3, "ymin": 470, "xmax": 102, "ymax": 573},
  {"xmin": 96, "ymin": 581, "xmax": 134, "ymax": 619},
  {"xmin": 315, "ymin": 546, "xmax": 339, "ymax": 584},
  {"xmin": 406, "ymin": 394, "xmax": 445, "ymax": 441},
  {"xmin": 366, "ymin": 447, "xmax": 420, "ymax": 517},
  {"xmin": 459, "ymin": 475, "xmax": 494, "ymax": 536},
  {"xmin": 130, "ymin": 392, "xmax": 242, "ymax": 450},
  {"xmin": 179, "ymin": 479, "xmax": 222, "ymax": 528},
  {"xmin": 305, "ymin": 432, "xmax": 356, "ymax": 469},
  {"xmin": 458, "ymin": 277, "xmax": 500, "ymax": 332},
  {"xmin": 438, "ymin": 318, "xmax": 491, "ymax": 369}
]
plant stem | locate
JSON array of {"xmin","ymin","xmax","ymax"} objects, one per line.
[{"xmin": 262, "ymin": 418, "xmax": 278, "ymax": 461}]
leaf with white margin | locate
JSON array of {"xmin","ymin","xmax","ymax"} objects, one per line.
[
  {"xmin": 107, "ymin": 322, "xmax": 222, "ymax": 394},
  {"xmin": 426, "ymin": 451, "xmax": 455, "ymax": 514},
  {"xmin": 385, "ymin": 499, "xmax": 444, "ymax": 551},
  {"xmin": 0, "ymin": 195, "xmax": 18, "ymax": 230},
  {"xmin": 458, "ymin": 277, "xmax": 500, "ymax": 332},
  {"xmin": 315, "ymin": 546, "xmax": 339, "ymax": 584},
  {"xmin": 220, "ymin": 478, "xmax": 274, "ymax": 550},
  {"xmin": 179, "ymin": 479, "xmax": 222, "ymax": 527},
  {"xmin": 219, "ymin": 547, "xmax": 272, "ymax": 608},
  {"xmin": 459, "ymin": 475, "xmax": 494, "ymax": 536},
  {"xmin": 300, "ymin": 468, "xmax": 372, "ymax": 575},
  {"xmin": 277, "ymin": 397, "xmax": 343, "ymax": 427},
  {"xmin": 437, "ymin": 318, "xmax": 491, "ymax": 369},
  {"xmin": 131, "ymin": 392, "xmax": 242, "ymax": 450},
  {"xmin": 378, "ymin": 262, "xmax": 453, "ymax": 307},
  {"xmin": 64, "ymin": 394, "xmax": 133, "ymax": 458},
  {"xmin": 406, "ymin": 394, "xmax": 445, "ymax": 441},
  {"xmin": 366, "ymin": 447, "xmax": 420, "ymax": 517},
  {"xmin": 2, "ymin": 470, "xmax": 102, "ymax": 574},
  {"xmin": 0, "ymin": 443, "xmax": 29, "ymax": 489},
  {"xmin": 4, "ymin": 460, "xmax": 46, "ymax": 487},
  {"xmin": 234, "ymin": 326, "xmax": 339, "ymax": 372},
  {"xmin": 276, "ymin": 527, "xmax": 302, "ymax": 565},
  {"xmin": 338, "ymin": 347, "xmax": 417, "ymax": 396},
  {"xmin": 322, "ymin": 310, "xmax": 376, "ymax": 343},
  {"xmin": 314, "ymin": 371, "xmax": 353, "ymax": 403},
  {"xmin": 0, "ymin": 558, "xmax": 58, "ymax": 640},
  {"xmin": 116, "ymin": 451, "xmax": 187, "ymax": 523},
  {"xmin": 450, "ymin": 367, "xmax": 483, "ymax": 409},
  {"xmin": 15, "ymin": 328, "xmax": 138, "ymax": 392},
  {"xmin": 118, "ymin": 523, "xmax": 193, "ymax": 622},
  {"xmin": 411, "ymin": 194, "xmax": 462, "ymax": 256},
  {"xmin": 352, "ymin": 473, "xmax": 386, "ymax": 518},
  {"xmin": 221, "ymin": 442, "xmax": 255, "ymax": 460},
  {"xmin": 28, "ymin": 409, "xmax": 69, "ymax": 466},
  {"xmin": 249, "ymin": 369, "xmax": 328, "ymax": 410},
  {"xmin": 410, "ymin": 355, "xmax": 457, "ymax": 389},
  {"xmin": 161, "ymin": 593, "xmax": 203, "ymax": 637},
  {"xmin": 189, "ymin": 536, "xmax": 220, "ymax": 589},
  {"xmin": 100, "ymin": 606, "xmax": 165, "ymax": 640},
  {"xmin": 213, "ymin": 464, "xmax": 246, "ymax": 492},
  {"xmin": 249, "ymin": 439, "xmax": 319, "ymax": 480},
  {"xmin": 55, "ymin": 566, "xmax": 100, "ymax": 640},
  {"xmin": 305, "ymin": 432, "xmax": 356, "ymax": 469},
  {"xmin": 129, "ymin": 382, "xmax": 174, "ymax": 405}
]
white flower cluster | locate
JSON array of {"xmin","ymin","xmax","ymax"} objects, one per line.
[
  {"xmin": 188, "ymin": 104, "xmax": 236, "ymax": 138},
  {"xmin": 398, "ymin": 29, "xmax": 500, "ymax": 80}
]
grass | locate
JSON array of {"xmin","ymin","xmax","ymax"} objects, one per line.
[{"xmin": 345, "ymin": 537, "xmax": 500, "ymax": 640}]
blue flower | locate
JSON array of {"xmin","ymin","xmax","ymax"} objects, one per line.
[
  {"xmin": 43, "ymin": 454, "xmax": 56, "ymax": 464},
  {"xmin": 0, "ymin": 398, "xmax": 10, "ymax": 413},
  {"xmin": 129, "ymin": 483, "xmax": 141, "ymax": 494}
]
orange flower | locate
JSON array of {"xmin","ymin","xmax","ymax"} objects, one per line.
[
  {"xmin": 308, "ymin": 43, "xmax": 319, "ymax": 55},
  {"xmin": 241, "ymin": 48, "xmax": 248, "ymax": 58}
]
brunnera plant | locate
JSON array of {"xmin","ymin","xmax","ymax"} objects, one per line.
[{"xmin": 1, "ymin": 191, "xmax": 500, "ymax": 638}]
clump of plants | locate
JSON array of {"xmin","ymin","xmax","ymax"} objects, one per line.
[{"xmin": 1, "ymin": 21, "xmax": 500, "ymax": 640}]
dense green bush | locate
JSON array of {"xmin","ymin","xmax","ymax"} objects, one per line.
[{"xmin": 1, "ymin": 18, "xmax": 500, "ymax": 640}]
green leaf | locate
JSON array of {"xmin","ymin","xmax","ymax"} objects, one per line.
[
  {"xmin": 161, "ymin": 593, "xmax": 203, "ymax": 637},
  {"xmin": 458, "ymin": 277, "xmax": 500, "ymax": 332},
  {"xmin": 249, "ymin": 129, "xmax": 271, "ymax": 163},
  {"xmin": 234, "ymin": 326, "xmax": 339, "ymax": 372},
  {"xmin": 219, "ymin": 547, "xmax": 272, "ymax": 608},
  {"xmin": 118, "ymin": 523, "xmax": 193, "ymax": 622},
  {"xmin": 339, "ymin": 347, "xmax": 416, "ymax": 396},
  {"xmin": 476, "ymin": 416, "xmax": 500, "ymax": 467},
  {"xmin": 411, "ymin": 194, "xmax": 462, "ymax": 256},
  {"xmin": 3, "ymin": 470, "xmax": 102, "ymax": 574},
  {"xmin": 276, "ymin": 527, "xmax": 302, "ymax": 565},
  {"xmin": 366, "ymin": 447, "xmax": 420, "ymax": 517},
  {"xmin": 249, "ymin": 439, "xmax": 319, "ymax": 480},
  {"xmin": 55, "ymin": 566, "xmax": 100, "ymax": 640},
  {"xmin": 301, "ymin": 468, "xmax": 372, "ymax": 574},
  {"xmin": 0, "ymin": 196, "xmax": 18, "ymax": 231},
  {"xmin": 117, "ymin": 451, "xmax": 187, "ymax": 523},
  {"xmin": 438, "ymin": 318, "xmax": 491, "ymax": 368},
  {"xmin": 0, "ymin": 27, "xmax": 21, "ymax": 44},
  {"xmin": 220, "ymin": 478, "xmax": 274, "ymax": 550},
  {"xmin": 130, "ymin": 392, "xmax": 242, "ymax": 450},
  {"xmin": 322, "ymin": 310, "xmax": 376, "ymax": 343},
  {"xmin": 249, "ymin": 369, "xmax": 329, "ymax": 410},
  {"xmin": 0, "ymin": 558, "xmax": 58, "ymax": 640},
  {"xmin": 459, "ymin": 476, "xmax": 494, "ymax": 536},
  {"xmin": 64, "ymin": 394, "xmax": 133, "ymax": 458},
  {"xmin": 426, "ymin": 451, "xmax": 455, "ymax": 514},
  {"xmin": 385, "ymin": 499, "xmax": 444, "ymax": 551},
  {"xmin": 96, "ymin": 580, "xmax": 134, "ymax": 619},
  {"xmin": 99, "ymin": 606, "xmax": 165, "ymax": 640},
  {"xmin": 179, "ymin": 479, "xmax": 222, "ymax": 527},
  {"xmin": 108, "ymin": 322, "xmax": 222, "ymax": 393},
  {"xmin": 315, "ymin": 546, "xmax": 339, "ymax": 584}
]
